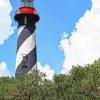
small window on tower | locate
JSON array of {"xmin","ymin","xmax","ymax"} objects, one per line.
[{"xmin": 22, "ymin": 54, "xmax": 28, "ymax": 68}]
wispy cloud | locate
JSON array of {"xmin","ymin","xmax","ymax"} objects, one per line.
[
  {"xmin": 59, "ymin": 0, "xmax": 100, "ymax": 73},
  {"xmin": 37, "ymin": 62, "xmax": 54, "ymax": 80},
  {"xmin": 0, "ymin": 62, "xmax": 11, "ymax": 77},
  {"xmin": 0, "ymin": 0, "xmax": 14, "ymax": 45}
]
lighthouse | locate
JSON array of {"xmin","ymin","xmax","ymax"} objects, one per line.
[{"xmin": 14, "ymin": 0, "xmax": 39, "ymax": 75}]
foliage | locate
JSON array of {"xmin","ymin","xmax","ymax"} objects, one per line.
[{"xmin": 0, "ymin": 59, "xmax": 100, "ymax": 100}]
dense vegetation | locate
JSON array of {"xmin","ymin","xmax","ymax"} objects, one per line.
[{"xmin": 0, "ymin": 59, "xmax": 100, "ymax": 100}]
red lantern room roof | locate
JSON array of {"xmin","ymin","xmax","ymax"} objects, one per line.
[{"xmin": 15, "ymin": 7, "xmax": 38, "ymax": 15}]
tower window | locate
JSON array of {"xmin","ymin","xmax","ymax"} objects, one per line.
[{"xmin": 22, "ymin": 54, "xmax": 28, "ymax": 68}]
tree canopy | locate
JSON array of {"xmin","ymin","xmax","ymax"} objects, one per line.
[{"xmin": 0, "ymin": 59, "xmax": 100, "ymax": 100}]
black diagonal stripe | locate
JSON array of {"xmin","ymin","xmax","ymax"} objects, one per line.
[
  {"xmin": 16, "ymin": 46, "xmax": 37, "ymax": 75},
  {"xmin": 17, "ymin": 25, "xmax": 36, "ymax": 52}
]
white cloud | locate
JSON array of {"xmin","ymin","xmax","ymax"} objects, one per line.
[
  {"xmin": 37, "ymin": 62, "xmax": 54, "ymax": 80},
  {"xmin": 0, "ymin": 62, "xmax": 11, "ymax": 77},
  {"xmin": 0, "ymin": 0, "xmax": 14, "ymax": 45},
  {"xmin": 59, "ymin": 0, "xmax": 100, "ymax": 74}
]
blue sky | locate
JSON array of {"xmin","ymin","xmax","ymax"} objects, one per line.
[{"xmin": 1, "ymin": 0, "xmax": 100, "ymax": 79}]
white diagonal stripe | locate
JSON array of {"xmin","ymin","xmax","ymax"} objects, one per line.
[
  {"xmin": 18, "ymin": 25, "xmax": 26, "ymax": 37},
  {"xmin": 16, "ymin": 32, "xmax": 36, "ymax": 69}
]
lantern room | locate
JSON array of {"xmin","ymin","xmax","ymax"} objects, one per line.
[{"xmin": 20, "ymin": 0, "xmax": 34, "ymax": 7}]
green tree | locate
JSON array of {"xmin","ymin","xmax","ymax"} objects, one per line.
[{"xmin": 0, "ymin": 59, "xmax": 100, "ymax": 100}]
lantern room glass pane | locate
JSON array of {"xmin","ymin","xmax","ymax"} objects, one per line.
[{"xmin": 21, "ymin": 0, "xmax": 33, "ymax": 7}]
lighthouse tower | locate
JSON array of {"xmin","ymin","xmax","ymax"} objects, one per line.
[{"xmin": 14, "ymin": 0, "xmax": 39, "ymax": 75}]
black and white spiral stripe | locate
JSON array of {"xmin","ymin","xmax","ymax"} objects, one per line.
[{"xmin": 16, "ymin": 25, "xmax": 37, "ymax": 75}]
